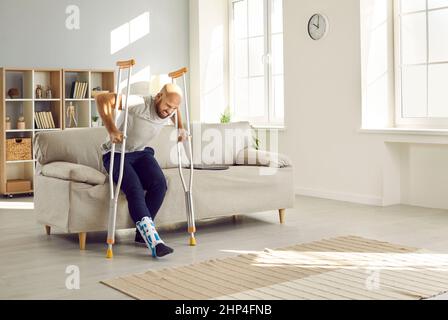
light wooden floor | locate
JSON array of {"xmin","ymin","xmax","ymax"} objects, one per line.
[{"xmin": 1, "ymin": 195, "xmax": 448, "ymax": 300}]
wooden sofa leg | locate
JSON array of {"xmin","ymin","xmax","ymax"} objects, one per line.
[
  {"xmin": 279, "ymin": 209, "xmax": 286, "ymax": 224},
  {"xmin": 45, "ymin": 225, "xmax": 51, "ymax": 235},
  {"xmin": 79, "ymin": 233, "xmax": 87, "ymax": 251}
]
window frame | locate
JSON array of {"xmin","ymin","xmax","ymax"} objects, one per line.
[
  {"xmin": 394, "ymin": 0, "xmax": 448, "ymax": 129},
  {"xmin": 228, "ymin": 0, "xmax": 284, "ymax": 127}
]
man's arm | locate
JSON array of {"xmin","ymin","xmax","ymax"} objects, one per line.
[
  {"xmin": 171, "ymin": 109, "xmax": 188, "ymax": 142},
  {"xmin": 96, "ymin": 93, "xmax": 123, "ymax": 143},
  {"xmin": 171, "ymin": 109, "xmax": 184, "ymax": 129}
]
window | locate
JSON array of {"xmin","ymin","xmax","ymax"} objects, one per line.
[
  {"xmin": 229, "ymin": 0, "xmax": 284, "ymax": 127},
  {"xmin": 395, "ymin": 0, "xmax": 448, "ymax": 128}
]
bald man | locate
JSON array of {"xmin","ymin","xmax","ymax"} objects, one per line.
[{"xmin": 96, "ymin": 84, "xmax": 186, "ymax": 258}]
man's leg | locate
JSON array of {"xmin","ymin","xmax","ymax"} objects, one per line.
[
  {"xmin": 133, "ymin": 148, "xmax": 173, "ymax": 257},
  {"xmin": 132, "ymin": 148, "xmax": 165, "ymax": 243},
  {"xmin": 103, "ymin": 152, "xmax": 172, "ymax": 258},
  {"xmin": 133, "ymin": 149, "xmax": 167, "ymax": 243},
  {"xmin": 135, "ymin": 148, "xmax": 168, "ymax": 220},
  {"xmin": 103, "ymin": 152, "xmax": 149, "ymax": 223}
]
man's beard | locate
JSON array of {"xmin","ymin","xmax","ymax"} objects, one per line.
[
  {"xmin": 154, "ymin": 100, "xmax": 167, "ymax": 119},
  {"xmin": 157, "ymin": 109, "xmax": 169, "ymax": 119}
]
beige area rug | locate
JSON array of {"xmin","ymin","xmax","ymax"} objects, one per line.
[{"xmin": 101, "ymin": 236, "xmax": 448, "ymax": 300}]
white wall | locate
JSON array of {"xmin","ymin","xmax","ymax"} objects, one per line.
[
  {"xmin": 283, "ymin": 0, "xmax": 448, "ymax": 210},
  {"xmin": 0, "ymin": 0, "xmax": 189, "ymax": 83},
  {"xmin": 401, "ymin": 144, "xmax": 448, "ymax": 209},
  {"xmin": 283, "ymin": 0, "xmax": 387, "ymax": 205}
]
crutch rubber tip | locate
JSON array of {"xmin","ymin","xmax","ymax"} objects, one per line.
[
  {"xmin": 106, "ymin": 248, "xmax": 114, "ymax": 259},
  {"xmin": 189, "ymin": 237, "xmax": 197, "ymax": 246}
]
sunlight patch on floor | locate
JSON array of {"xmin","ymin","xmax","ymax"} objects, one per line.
[
  {"xmin": 0, "ymin": 201, "xmax": 34, "ymax": 210},
  {"xmin": 221, "ymin": 248, "xmax": 448, "ymax": 271}
]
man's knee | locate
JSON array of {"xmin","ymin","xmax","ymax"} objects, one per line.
[
  {"xmin": 122, "ymin": 182, "xmax": 146, "ymax": 199},
  {"xmin": 154, "ymin": 174, "xmax": 168, "ymax": 192}
]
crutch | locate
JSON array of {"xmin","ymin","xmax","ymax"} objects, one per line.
[
  {"xmin": 169, "ymin": 67, "xmax": 197, "ymax": 246},
  {"xmin": 106, "ymin": 59, "xmax": 136, "ymax": 259}
]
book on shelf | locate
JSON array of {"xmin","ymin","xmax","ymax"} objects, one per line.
[
  {"xmin": 74, "ymin": 82, "xmax": 79, "ymax": 99},
  {"xmin": 34, "ymin": 112, "xmax": 41, "ymax": 129},
  {"xmin": 40, "ymin": 112, "xmax": 46, "ymax": 129},
  {"xmin": 82, "ymin": 82, "xmax": 88, "ymax": 99},
  {"xmin": 34, "ymin": 112, "xmax": 55, "ymax": 129},
  {"xmin": 37, "ymin": 112, "xmax": 44, "ymax": 129},
  {"xmin": 50, "ymin": 112, "xmax": 56, "ymax": 128},
  {"xmin": 77, "ymin": 82, "xmax": 82, "ymax": 99},
  {"xmin": 40, "ymin": 113, "xmax": 45, "ymax": 129},
  {"xmin": 47, "ymin": 112, "xmax": 55, "ymax": 128},
  {"xmin": 36, "ymin": 112, "xmax": 45, "ymax": 129},
  {"xmin": 70, "ymin": 82, "xmax": 76, "ymax": 99},
  {"xmin": 80, "ymin": 82, "xmax": 85, "ymax": 99},
  {"xmin": 71, "ymin": 81, "xmax": 89, "ymax": 99},
  {"xmin": 45, "ymin": 112, "xmax": 53, "ymax": 129}
]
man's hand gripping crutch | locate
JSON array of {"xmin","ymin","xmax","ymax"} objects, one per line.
[
  {"xmin": 106, "ymin": 59, "xmax": 135, "ymax": 259},
  {"xmin": 169, "ymin": 67, "xmax": 197, "ymax": 246}
]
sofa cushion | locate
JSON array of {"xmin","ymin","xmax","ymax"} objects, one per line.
[
  {"xmin": 236, "ymin": 148, "xmax": 292, "ymax": 168},
  {"xmin": 149, "ymin": 125, "xmax": 190, "ymax": 169},
  {"xmin": 190, "ymin": 121, "xmax": 253, "ymax": 166},
  {"xmin": 34, "ymin": 127, "xmax": 109, "ymax": 174},
  {"xmin": 150, "ymin": 122, "xmax": 253, "ymax": 169},
  {"xmin": 55, "ymin": 165, "xmax": 295, "ymax": 232},
  {"xmin": 42, "ymin": 162, "xmax": 107, "ymax": 185}
]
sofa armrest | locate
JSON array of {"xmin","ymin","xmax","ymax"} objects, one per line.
[
  {"xmin": 236, "ymin": 148, "xmax": 292, "ymax": 168},
  {"xmin": 41, "ymin": 162, "xmax": 107, "ymax": 186}
]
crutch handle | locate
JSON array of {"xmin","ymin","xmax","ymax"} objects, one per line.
[
  {"xmin": 169, "ymin": 67, "xmax": 188, "ymax": 79},
  {"xmin": 116, "ymin": 59, "xmax": 136, "ymax": 69}
]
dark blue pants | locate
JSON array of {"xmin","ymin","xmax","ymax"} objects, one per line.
[{"xmin": 103, "ymin": 147, "xmax": 168, "ymax": 224}]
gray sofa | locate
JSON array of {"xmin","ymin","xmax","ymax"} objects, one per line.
[{"xmin": 33, "ymin": 122, "xmax": 295, "ymax": 250}]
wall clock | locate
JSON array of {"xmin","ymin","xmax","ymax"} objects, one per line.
[{"xmin": 308, "ymin": 13, "xmax": 329, "ymax": 40}]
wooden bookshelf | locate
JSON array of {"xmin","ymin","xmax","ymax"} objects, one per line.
[
  {"xmin": 0, "ymin": 67, "xmax": 115, "ymax": 197},
  {"xmin": 62, "ymin": 69, "xmax": 114, "ymax": 129}
]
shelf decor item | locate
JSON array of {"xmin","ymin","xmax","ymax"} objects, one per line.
[
  {"xmin": 36, "ymin": 85, "xmax": 43, "ymax": 99},
  {"xmin": 5, "ymin": 116, "xmax": 11, "ymax": 130},
  {"xmin": 91, "ymin": 88, "xmax": 110, "ymax": 99},
  {"xmin": 6, "ymin": 179, "xmax": 32, "ymax": 193},
  {"xmin": 66, "ymin": 102, "xmax": 78, "ymax": 128},
  {"xmin": 91, "ymin": 115, "xmax": 100, "ymax": 127},
  {"xmin": 46, "ymin": 87, "xmax": 52, "ymax": 99},
  {"xmin": 7, "ymin": 88, "xmax": 20, "ymax": 99},
  {"xmin": 6, "ymin": 137, "xmax": 32, "ymax": 161},
  {"xmin": 17, "ymin": 116, "xmax": 26, "ymax": 130}
]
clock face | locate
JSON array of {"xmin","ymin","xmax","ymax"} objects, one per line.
[{"xmin": 308, "ymin": 14, "xmax": 328, "ymax": 40}]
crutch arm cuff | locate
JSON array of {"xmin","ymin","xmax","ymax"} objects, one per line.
[
  {"xmin": 116, "ymin": 59, "xmax": 136, "ymax": 69},
  {"xmin": 169, "ymin": 67, "xmax": 188, "ymax": 79}
]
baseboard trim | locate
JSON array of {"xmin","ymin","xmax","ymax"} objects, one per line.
[{"xmin": 295, "ymin": 187, "xmax": 383, "ymax": 206}]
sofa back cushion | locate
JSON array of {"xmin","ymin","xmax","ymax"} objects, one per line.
[
  {"xmin": 150, "ymin": 125, "xmax": 189, "ymax": 169},
  {"xmin": 191, "ymin": 121, "xmax": 252, "ymax": 166},
  {"xmin": 34, "ymin": 127, "xmax": 109, "ymax": 174},
  {"xmin": 34, "ymin": 122, "xmax": 253, "ymax": 172},
  {"xmin": 147, "ymin": 122, "xmax": 253, "ymax": 168}
]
